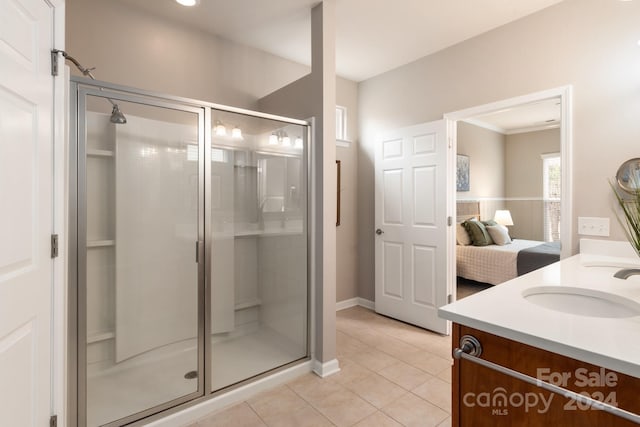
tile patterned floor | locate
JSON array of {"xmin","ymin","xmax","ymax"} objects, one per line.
[{"xmin": 188, "ymin": 306, "xmax": 453, "ymax": 427}]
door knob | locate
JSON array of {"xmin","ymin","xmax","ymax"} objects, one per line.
[{"xmin": 375, "ymin": 228, "xmax": 384, "ymax": 235}]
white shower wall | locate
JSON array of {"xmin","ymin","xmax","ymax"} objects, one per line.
[
  {"xmin": 85, "ymin": 112, "xmax": 292, "ymax": 368},
  {"xmin": 114, "ymin": 115, "xmax": 200, "ymax": 362}
]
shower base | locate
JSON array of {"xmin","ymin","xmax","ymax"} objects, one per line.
[{"xmin": 87, "ymin": 326, "xmax": 304, "ymax": 426}]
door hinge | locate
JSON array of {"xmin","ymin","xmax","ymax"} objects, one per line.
[
  {"xmin": 51, "ymin": 234, "xmax": 59, "ymax": 258},
  {"xmin": 447, "ymin": 216, "xmax": 453, "ymax": 226},
  {"xmin": 51, "ymin": 49, "xmax": 60, "ymax": 76},
  {"xmin": 448, "ymin": 294, "xmax": 453, "ymax": 304},
  {"xmin": 50, "ymin": 415, "xmax": 58, "ymax": 427}
]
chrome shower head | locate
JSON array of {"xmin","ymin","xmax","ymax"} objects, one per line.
[
  {"xmin": 52, "ymin": 50, "xmax": 128, "ymax": 125},
  {"xmin": 110, "ymin": 104, "xmax": 127, "ymax": 124}
]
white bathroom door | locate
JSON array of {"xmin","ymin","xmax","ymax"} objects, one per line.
[
  {"xmin": 374, "ymin": 120, "xmax": 450, "ymax": 334},
  {"xmin": 0, "ymin": 0, "xmax": 55, "ymax": 425}
]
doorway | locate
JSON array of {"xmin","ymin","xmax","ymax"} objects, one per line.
[{"xmin": 445, "ymin": 86, "xmax": 573, "ymax": 298}]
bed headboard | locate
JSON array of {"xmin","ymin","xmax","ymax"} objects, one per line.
[{"xmin": 456, "ymin": 201, "xmax": 480, "ymax": 223}]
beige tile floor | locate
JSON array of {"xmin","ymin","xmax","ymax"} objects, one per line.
[{"xmin": 188, "ymin": 306, "xmax": 453, "ymax": 427}]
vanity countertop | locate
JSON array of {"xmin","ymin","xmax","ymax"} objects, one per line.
[{"xmin": 439, "ymin": 248, "xmax": 640, "ymax": 379}]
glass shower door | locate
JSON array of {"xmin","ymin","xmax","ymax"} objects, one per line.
[
  {"xmin": 79, "ymin": 92, "xmax": 204, "ymax": 426},
  {"xmin": 73, "ymin": 79, "xmax": 311, "ymax": 426},
  {"xmin": 209, "ymin": 110, "xmax": 309, "ymax": 391}
]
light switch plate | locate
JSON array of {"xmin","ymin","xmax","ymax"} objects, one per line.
[{"xmin": 578, "ymin": 217, "xmax": 610, "ymax": 237}]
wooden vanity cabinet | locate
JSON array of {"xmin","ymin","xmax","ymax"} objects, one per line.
[{"xmin": 452, "ymin": 324, "xmax": 640, "ymax": 427}]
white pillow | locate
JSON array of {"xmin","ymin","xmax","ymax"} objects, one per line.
[
  {"xmin": 486, "ymin": 224, "xmax": 512, "ymax": 245},
  {"xmin": 456, "ymin": 223, "xmax": 472, "ymax": 246}
]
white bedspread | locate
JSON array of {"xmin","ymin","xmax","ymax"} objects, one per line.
[{"xmin": 456, "ymin": 239, "xmax": 545, "ymax": 285}]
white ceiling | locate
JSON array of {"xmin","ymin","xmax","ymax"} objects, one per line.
[
  {"xmin": 122, "ymin": 0, "xmax": 563, "ymax": 82},
  {"xmin": 464, "ymin": 98, "xmax": 562, "ymax": 134}
]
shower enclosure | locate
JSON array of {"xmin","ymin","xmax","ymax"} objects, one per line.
[{"xmin": 69, "ymin": 78, "xmax": 310, "ymax": 426}]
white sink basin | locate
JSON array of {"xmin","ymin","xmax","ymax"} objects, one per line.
[{"xmin": 522, "ymin": 286, "xmax": 640, "ymax": 318}]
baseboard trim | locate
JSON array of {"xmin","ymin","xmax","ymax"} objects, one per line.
[
  {"xmin": 335, "ymin": 297, "xmax": 358, "ymax": 311},
  {"xmin": 357, "ymin": 298, "xmax": 375, "ymax": 310},
  {"xmin": 146, "ymin": 361, "xmax": 312, "ymax": 427},
  {"xmin": 336, "ymin": 297, "xmax": 374, "ymax": 311},
  {"xmin": 312, "ymin": 358, "xmax": 341, "ymax": 378}
]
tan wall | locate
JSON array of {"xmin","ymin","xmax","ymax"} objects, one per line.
[
  {"xmin": 335, "ymin": 78, "xmax": 359, "ymax": 302},
  {"xmin": 457, "ymin": 122, "xmax": 505, "ymax": 200},
  {"xmin": 358, "ymin": 0, "xmax": 640, "ymax": 301},
  {"xmin": 259, "ymin": 76, "xmax": 360, "ymax": 303},
  {"xmin": 336, "ymin": 144, "xmax": 358, "ymax": 302},
  {"xmin": 505, "ymin": 128, "xmax": 560, "ymax": 197},
  {"xmin": 505, "ymin": 129, "xmax": 560, "ymax": 240},
  {"xmin": 257, "ymin": 75, "xmax": 314, "ymax": 119},
  {"xmin": 457, "ymin": 122, "xmax": 506, "ymax": 220},
  {"xmin": 66, "ymin": 0, "xmax": 309, "ymax": 109}
]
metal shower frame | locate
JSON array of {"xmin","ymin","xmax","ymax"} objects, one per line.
[{"xmin": 68, "ymin": 76, "xmax": 313, "ymax": 427}]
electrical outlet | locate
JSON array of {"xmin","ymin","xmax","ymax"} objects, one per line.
[{"xmin": 577, "ymin": 217, "xmax": 610, "ymax": 237}]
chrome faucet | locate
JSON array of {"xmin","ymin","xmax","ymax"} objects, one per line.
[{"xmin": 613, "ymin": 268, "xmax": 640, "ymax": 279}]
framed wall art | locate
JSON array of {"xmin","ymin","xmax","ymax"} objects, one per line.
[{"xmin": 457, "ymin": 154, "xmax": 470, "ymax": 192}]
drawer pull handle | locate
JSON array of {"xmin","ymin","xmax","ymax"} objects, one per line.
[{"xmin": 454, "ymin": 334, "xmax": 640, "ymax": 425}]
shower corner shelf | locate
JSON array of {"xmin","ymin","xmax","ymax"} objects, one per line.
[
  {"xmin": 87, "ymin": 149, "xmax": 114, "ymax": 157},
  {"xmin": 87, "ymin": 240, "xmax": 115, "ymax": 248},
  {"xmin": 87, "ymin": 331, "xmax": 115, "ymax": 344},
  {"xmin": 234, "ymin": 299, "xmax": 262, "ymax": 311}
]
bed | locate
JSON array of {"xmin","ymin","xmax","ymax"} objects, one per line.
[{"xmin": 456, "ymin": 201, "xmax": 560, "ymax": 285}]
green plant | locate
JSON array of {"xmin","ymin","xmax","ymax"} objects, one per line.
[{"xmin": 610, "ymin": 176, "xmax": 640, "ymax": 257}]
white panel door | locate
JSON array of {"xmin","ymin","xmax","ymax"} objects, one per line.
[
  {"xmin": 375, "ymin": 120, "xmax": 450, "ymax": 334},
  {"xmin": 0, "ymin": 0, "xmax": 54, "ymax": 425}
]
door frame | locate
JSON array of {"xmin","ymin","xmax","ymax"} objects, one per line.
[
  {"xmin": 71, "ymin": 84, "xmax": 209, "ymax": 426},
  {"xmin": 51, "ymin": 1, "xmax": 67, "ymax": 426},
  {"xmin": 443, "ymin": 85, "xmax": 574, "ymax": 274}
]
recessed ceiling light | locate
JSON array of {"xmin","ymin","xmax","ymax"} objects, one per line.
[{"xmin": 176, "ymin": 0, "xmax": 199, "ymax": 6}]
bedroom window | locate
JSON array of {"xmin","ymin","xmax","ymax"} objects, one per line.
[{"xmin": 542, "ymin": 153, "xmax": 561, "ymax": 242}]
